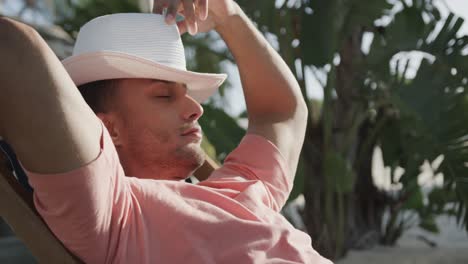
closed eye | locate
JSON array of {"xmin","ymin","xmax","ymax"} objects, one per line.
[{"xmin": 155, "ymin": 95, "xmax": 171, "ymax": 98}]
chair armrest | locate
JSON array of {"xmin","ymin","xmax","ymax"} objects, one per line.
[
  {"xmin": 0, "ymin": 153, "xmax": 82, "ymax": 264},
  {"xmin": 193, "ymin": 154, "xmax": 220, "ymax": 181}
]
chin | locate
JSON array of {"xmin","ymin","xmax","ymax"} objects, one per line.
[
  {"xmin": 187, "ymin": 150, "xmax": 206, "ymax": 171},
  {"xmin": 176, "ymin": 145, "xmax": 206, "ymax": 172}
]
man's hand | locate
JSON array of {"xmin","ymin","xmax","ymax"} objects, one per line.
[{"xmin": 152, "ymin": 0, "xmax": 239, "ymax": 35}]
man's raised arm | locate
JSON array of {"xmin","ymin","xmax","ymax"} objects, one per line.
[
  {"xmin": 0, "ymin": 17, "xmax": 101, "ymax": 174},
  {"xmin": 214, "ymin": 4, "xmax": 308, "ymax": 178}
]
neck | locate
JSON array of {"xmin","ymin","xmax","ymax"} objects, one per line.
[{"xmin": 117, "ymin": 150, "xmax": 198, "ymax": 181}]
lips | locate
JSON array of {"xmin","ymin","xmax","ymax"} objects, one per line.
[{"xmin": 181, "ymin": 127, "xmax": 202, "ymax": 137}]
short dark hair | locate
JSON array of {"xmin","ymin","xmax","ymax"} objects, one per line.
[{"xmin": 78, "ymin": 80, "xmax": 119, "ymax": 113}]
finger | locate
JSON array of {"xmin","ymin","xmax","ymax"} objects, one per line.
[
  {"xmin": 182, "ymin": 0, "xmax": 197, "ymax": 35},
  {"xmin": 166, "ymin": 0, "xmax": 180, "ymax": 24},
  {"xmin": 153, "ymin": 1, "xmax": 164, "ymax": 14},
  {"xmin": 177, "ymin": 21, "xmax": 188, "ymax": 35},
  {"xmin": 198, "ymin": 0, "xmax": 208, "ymax": 20},
  {"xmin": 176, "ymin": 9, "xmax": 188, "ymax": 34}
]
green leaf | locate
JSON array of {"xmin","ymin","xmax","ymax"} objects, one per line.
[
  {"xmin": 379, "ymin": 119, "xmax": 403, "ymax": 167},
  {"xmin": 199, "ymin": 105, "xmax": 246, "ymax": 162},
  {"xmin": 419, "ymin": 215, "xmax": 440, "ymax": 234},
  {"xmin": 368, "ymin": 5, "xmax": 428, "ymax": 67},
  {"xmin": 301, "ymin": 1, "xmax": 342, "ymax": 66},
  {"xmin": 402, "ymin": 188, "xmax": 424, "ymax": 210},
  {"xmin": 287, "ymin": 155, "xmax": 305, "ymax": 203},
  {"xmin": 56, "ymin": 0, "xmax": 141, "ymax": 36},
  {"xmin": 324, "ymin": 151, "xmax": 355, "ymax": 194},
  {"xmin": 201, "ymin": 135, "xmax": 217, "ymax": 161}
]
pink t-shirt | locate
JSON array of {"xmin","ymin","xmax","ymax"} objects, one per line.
[{"xmin": 26, "ymin": 123, "xmax": 331, "ymax": 264}]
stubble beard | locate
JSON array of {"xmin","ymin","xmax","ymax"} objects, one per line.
[
  {"xmin": 173, "ymin": 143, "xmax": 205, "ymax": 174},
  {"xmin": 119, "ymin": 122, "xmax": 205, "ymax": 179},
  {"xmin": 127, "ymin": 139, "xmax": 205, "ymax": 179}
]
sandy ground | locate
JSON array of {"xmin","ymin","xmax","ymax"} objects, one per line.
[
  {"xmin": 338, "ymin": 246, "xmax": 468, "ymax": 264},
  {"xmin": 338, "ymin": 215, "xmax": 468, "ymax": 264}
]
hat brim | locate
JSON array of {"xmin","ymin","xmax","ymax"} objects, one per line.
[{"xmin": 62, "ymin": 51, "xmax": 227, "ymax": 103}]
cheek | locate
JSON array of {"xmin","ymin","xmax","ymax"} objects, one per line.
[
  {"xmin": 126, "ymin": 115, "xmax": 177, "ymax": 146},
  {"xmin": 149, "ymin": 127, "xmax": 172, "ymax": 144},
  {"xmin": 120, "ymin": 100, "xmax": 181, "ymax": 145},
  {"xmin": 121, "ymin": 125, "xmax": 171, "ymax": 158}
]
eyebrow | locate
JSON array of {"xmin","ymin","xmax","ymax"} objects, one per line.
[
  {"xmin": 148, "ymin": 80, "xmax": 188, "ymax": 94},
  {"xmin": 151, "ymin": 79, "xmax": 187, "ymax": 88}
]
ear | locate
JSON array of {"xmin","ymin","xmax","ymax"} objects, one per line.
[{"xmin": 97, "ymin": 113, "xmax": 123, "ymax": 147}]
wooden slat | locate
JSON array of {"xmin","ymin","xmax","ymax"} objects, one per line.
[
  {"xmin": 193, "ymin": 154, "xmax": 219, "ymax": 181},
  {"xmin": 0, "ymin": 153, "xmax": 82, "ymax": 264}
]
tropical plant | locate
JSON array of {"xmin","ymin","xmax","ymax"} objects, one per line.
[{"xmin": 234, "ymin": 0, "xmax": 468, "ymax": 259}]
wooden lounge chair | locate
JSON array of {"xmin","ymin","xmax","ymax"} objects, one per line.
[{"xmin": 0, "ymin": 140, "xmax": 218, "ymax": 263}]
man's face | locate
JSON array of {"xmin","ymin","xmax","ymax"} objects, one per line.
[{"xmin": 103, "ymin": 78, "xmax": 205, "ymax": 181}]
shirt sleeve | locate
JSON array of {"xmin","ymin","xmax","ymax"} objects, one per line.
[
  {"xmin": 200, "ymin": 134, "xmax": 293, "ymax": 212},
  {"xmin": 23, "ymin": 121, "xmax": 130, "ymax": 264}
]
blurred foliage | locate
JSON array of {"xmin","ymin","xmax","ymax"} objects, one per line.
[
  {"xmin": 198, "ymin": 104, "xmax": 245, "ymax": 162},
  {"xmin": 54, "ymin": 0, "xmax": 140, "ymax": 36},
  {"xmin": 236, "ymin": 0, "xmax": 467, "ymax": 258},
  {"xmin": 368, "ymin": 8, "xmax": 468, "ymax": 246}
]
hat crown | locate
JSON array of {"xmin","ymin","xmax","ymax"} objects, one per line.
[{"xmin": 73, "ymin": 13, "xmax": 186, "ymax": 70}]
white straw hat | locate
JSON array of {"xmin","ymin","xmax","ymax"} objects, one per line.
[{"xmin": 62, "ymin": 13, "xmax": 227, "ymax": 103}]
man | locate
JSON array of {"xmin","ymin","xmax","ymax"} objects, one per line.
[{"xmin": 0, "ymin": 0, "xmax": 331, "ymax": 263}]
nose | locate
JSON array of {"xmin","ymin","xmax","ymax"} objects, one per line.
[{"xmin": 182, "ymin": 94, "xmax": 204, "ymax": 122}]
